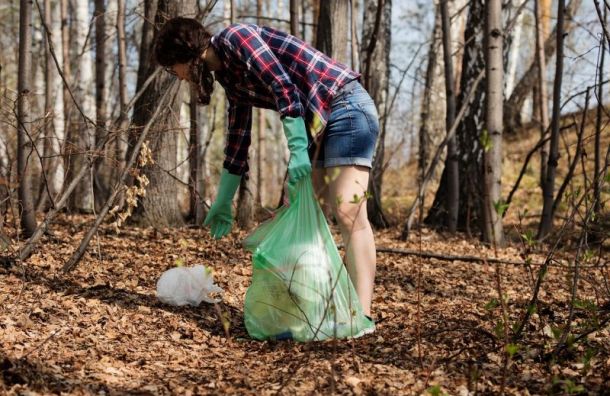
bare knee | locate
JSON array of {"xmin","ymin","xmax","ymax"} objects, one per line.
[{"xmin": 333, "ymin": 201, "xmax": 369, "ymax": 233}]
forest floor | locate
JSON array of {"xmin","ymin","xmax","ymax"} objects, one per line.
[{"xmin": 1, "ymin": 212, "xmax": 609, "ymax": 395}]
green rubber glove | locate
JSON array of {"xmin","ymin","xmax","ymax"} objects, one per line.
[
  {"xmin": 282, "ymin": 116, "xmax": 312, "ymax": 182},
  {"xmin": 203, "ymin": 169, "xmax": 241, "ymax": 239}
]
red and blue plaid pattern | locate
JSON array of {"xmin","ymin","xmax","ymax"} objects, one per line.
[{"xmin": 211, "ymin": 23, "xmax": 359, "ymax": 175}]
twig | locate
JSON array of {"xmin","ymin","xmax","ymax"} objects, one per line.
[
  {"xmin": 512, "ymin": 142, "xmax": 610, "ymax": 340},
  {"xmin": 372, "ymin": 246, "xmax": 538, "ymax": 265},
  {"xmin": 19, "ymin": 327, "xmax": 63, "ymax": 360},
  {"xmin": 401, "ymin": 70, "xmax": 485, "ymax": 240},
  {"xmin": 62, "ymin": 84, "xmax": 178, "ymax": 272},
  {"xmin": 594, "ymin": 0, "xmax": 610, "ymax": 48},
  {"xmin": 552, "ymin": 89, "xmax": 589, "ymax": 215}
]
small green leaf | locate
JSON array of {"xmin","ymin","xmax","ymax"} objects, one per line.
[
  {"xmin": 494, "ymin": 321, "xmax": 505, "ymax": 339},
  {"xmin": 493, "ymin": 200, "xmax": 509, "ymax": 216},
  {"xmin": 426, "ymin": 385, "xmax": 445, "ymax": 396},
  {"xmin": 480, "ymin": 129, "xmax": 492, "ymax": 152},
  {"xmin": 506, "ymin": 343, "xmax": 520, "ymax": 358},
  {"xmin": 485, "ymin": 298, "xmax": 499, "ymax": 310},
  {"xmin": 175, "ymin": 257, "xmax": 185, "ymax": 267}
]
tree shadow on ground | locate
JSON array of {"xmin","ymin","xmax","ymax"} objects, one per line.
[
  {"xmin": 8, "ymin": 267, "xmax": 247, "ymax": 339},
  {"xmin": 0, "ymin": 353, "xmax": 159, "ymax": 395}
]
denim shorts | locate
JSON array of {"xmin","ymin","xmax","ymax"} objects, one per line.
[{"xmin": 310, "ymin": 80, "xmax": 380, "ymax": 168}]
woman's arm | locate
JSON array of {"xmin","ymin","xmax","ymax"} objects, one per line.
[{"xmin": 224, "ymin": 102, "xmax": 252, "ymax": 175}]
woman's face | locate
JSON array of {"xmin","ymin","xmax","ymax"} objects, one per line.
[{"xmin": 166, "ymin": 62, "xmax": 190, "ymax": 81}]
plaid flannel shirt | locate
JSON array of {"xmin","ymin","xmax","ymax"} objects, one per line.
[{"xmin": 211, "ymin": 23, "xmax": 359, "ymax": 175}]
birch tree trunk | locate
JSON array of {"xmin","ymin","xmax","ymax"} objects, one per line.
[
  {"xmin": 49, "ymin": 0, "xmax": 65, "ymax": 202},
  {"xmin": 482, "ymin": 0, "xmax": 505, "ymax": 246},
  {"xmin": 538, "ymin": 0, "xmax": 566, "ymax": 239},
  {"xmin": 362, "ymin": 0, "xmax": 391, "ymax": 228},
  {"xmin": 505, "ymin": 0, "xmax": 524, "ymax": 97},
  {"xmin": 504, "ymin": 0, "xmax": 581, "ymax": 133},
  {"xmin": 18, "ymin": 0, "xmax": 38, "ymax": 237},
  {"xmin": 60, "ymin": 0, "xmax": 71, "ymax": 130},
  {"xmin": 39, "ymin": 0, "xmax": 65, "ymax": 211},
  {"xmin": 70, "ymin": 0, "xmax": 95, "ymax": 212},
  {"xmin": 440, "ymin": 0, "xmax": 459, "ymax": 233}
]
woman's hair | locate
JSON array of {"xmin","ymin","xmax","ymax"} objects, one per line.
[{"xmin": 154, "ymin": 17, "xmax": 215, "ymax": 105}]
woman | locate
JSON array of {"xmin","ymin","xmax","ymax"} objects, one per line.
[{"xmin": 154, "ymin": 17, "xmax": 379, "ymax": 320}]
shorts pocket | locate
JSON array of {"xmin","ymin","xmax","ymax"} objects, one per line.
[{"xmin": 356, "ymin": 101, "xmax": 380, "ymax": 136}]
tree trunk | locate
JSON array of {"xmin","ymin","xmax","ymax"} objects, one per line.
[
  {"xmin": 417, "ymin": 5, "xmax": 440, "ymax": 199},
  {"xmin": 115, "ymin": 0, "xmax": 128, "ymax": 178},
  {"xmin": 39, "ymin": 0, "xmax": 65, "ymax": 211},
  {"xmin": 440, "ymin": 0, "xmax": 459, "ymax": 233},
  {"xmin": 505, "ymin": 0, "xmax": 524, "ymax": 97},
  {"xmin": 188, "ymin": 85, "xmax": 199, "ymax": 222},
  {"xmin": 593, "ymin": 6, "xmax": 606, "ymax": 236},
  {"xmin": 425, "ymin": 0, "xmax": 486, "ymax": 235},
  {"xmin": 362, "ymin": 0, "xmax": 391, "ymax": 228},
  {"xmin": 129, "ymin": 0, "xmax": 195, "ymax": 227},
  {"xmin": 229, "ymin": 0, "xmax": 254, "ymax": 229},
  {"xmin": 0, "ymin": 136, "xmax": 9, "ymax": 231},
  {"xmin": 535, "ymin": 0, "xmax": 551, "ymax": 188},
  {"xmin": 256, "ymin": 0, "xmax": 265, "ymax": 209},
  {"xmin": 17, "ymin": 0, "xmax": 38, "ymax": 237},
  {"xmin": 316, "ymin": 0, "xmax": 349, "ymax": 64},
  {"xmin": 60, "ymin": 0, "xmax": 71, "ymax": 134},
  {"xmin": 482, "ymin": 0, "xmax": 505, "ymax": 246},
  {"xmin": 290, "ymin": 0, "xmax": 298, "ymax": 36},
  {"xmin": 94, "ymin": 0, "xmax": 110, "ymax": 210},
  {"xmin": 350, "ymin": 0, "xmax": 360, "ymax": 72},
  {"xmin": 69, "ymin": 0, "xmax": 95, "ymax": 212},
  {"xmin": 538, "ymin": 0, "xmax": 566, "ymax": 239},
  {"xmin": 504, "ymin": 0, "xmax": 581, "ymax": 133}
]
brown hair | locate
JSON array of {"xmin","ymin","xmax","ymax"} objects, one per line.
[{"xmin": 154, "ymin": 17, "xmax": 215, "ymax": 105}]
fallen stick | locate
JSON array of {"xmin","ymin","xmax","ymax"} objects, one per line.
[{"xmin": 338, "ymin": 245, "xmax": 606, "ymax": 268}]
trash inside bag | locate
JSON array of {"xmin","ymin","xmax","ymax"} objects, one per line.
[
  {"xmin": 156, "ymin": 265, "xmax": 223, "ymax": 306},
  {"xmin": 243, "ymin": 177, "xmax": 374, "ymax": 341}
]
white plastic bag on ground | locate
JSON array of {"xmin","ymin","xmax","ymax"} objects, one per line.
[{"xmin": 156, "ymin": 265, "xmax": 223, "ymax": 306}]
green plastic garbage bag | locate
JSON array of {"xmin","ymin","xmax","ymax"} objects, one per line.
[{"xmin": 243, "ymin": 177, "xmax": 374, "ymax": 341}]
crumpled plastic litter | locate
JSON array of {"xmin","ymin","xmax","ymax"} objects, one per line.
[{"xmin": 156, "ymin": 265, "xmax": 223, "ymax": 306}]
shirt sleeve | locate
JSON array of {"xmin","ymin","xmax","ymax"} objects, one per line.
[
  {"xmin": 216, "ymin": 24, "xmax": 305, "ymax": 118},
  {"xmin": 223, "ymin": 102, "xmax": 252, "ymax": 175}
]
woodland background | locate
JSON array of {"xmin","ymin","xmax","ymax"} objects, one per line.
[{"xmin": 0, "ymin": 0, "xmax": 609, "ymax": 394}]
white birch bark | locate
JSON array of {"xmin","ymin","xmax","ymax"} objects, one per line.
[
  {"xmin": 73, "ymin": 0, "xmax": 95, "ymax": 211},
  {"xmin": 47, "ymin": 0, "xmax": 66, "ymax": 199},
  {"xmin": 505, "ymin": 0, "xmax": 524, "ymax": 97}
]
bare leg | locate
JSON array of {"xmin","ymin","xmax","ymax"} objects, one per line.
[
  {"xmin": 326, "ymin": 165, "xmax": 376, "ymax": 317},
  {"xmin": 312, "ymin": 167, "xmax": 332, "ymax": 219}
]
